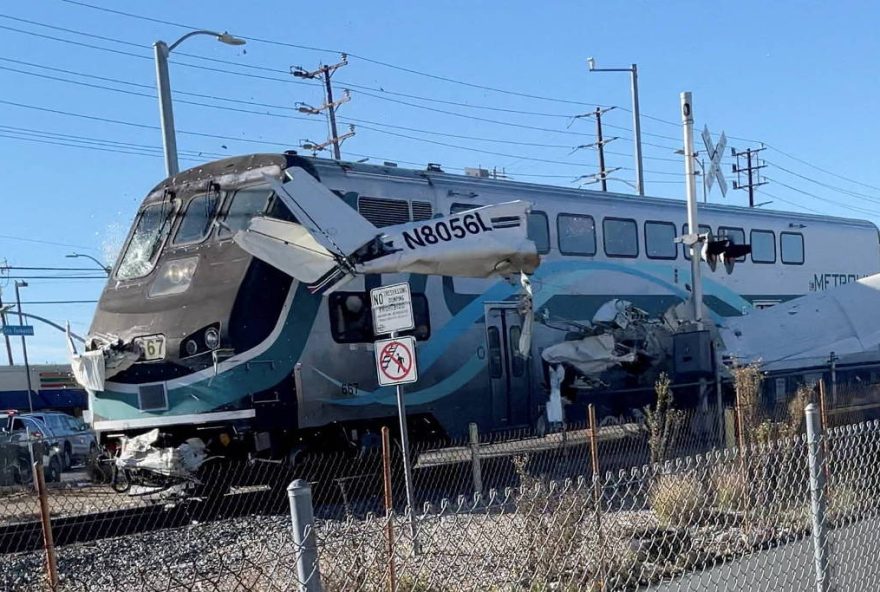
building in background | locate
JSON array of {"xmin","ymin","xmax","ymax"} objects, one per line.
[{"xmin": 0, "ymin": 365, "xmax": 86, "ymax": 415}]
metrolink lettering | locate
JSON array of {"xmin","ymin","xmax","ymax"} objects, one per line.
[{"xmin": 811, "ymin": 273, "xmax": 866, "ymax": 291}]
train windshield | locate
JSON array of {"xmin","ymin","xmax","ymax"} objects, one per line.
[{"xmin": 116, "ymin": 201, "xmax": 175, "ymax": 280}]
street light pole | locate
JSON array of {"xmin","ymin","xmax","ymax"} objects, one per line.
[
  {"xmin": 66, "ymin": 253, "xmax": 111, "ymax": 276},
  {"xmin": 587, "ymin": 58, "xmax": 645, "ymax": 196},
  {"xmin": 153, "ymin": 30, "xmax": 246, "ymax": 177},
  {"xmin": 14, "ymin": 281, "xmax": 34, "ymax": 413}
]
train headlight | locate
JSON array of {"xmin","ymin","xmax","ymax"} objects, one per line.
[
  {"xmin": 203, "ymin": 327, "xmax": 220, "ymax": 350},
  {"xmin": 148, "ymin": 257, "xmax": 199, "ymax": 298},
  {"xmin": 184, "ymin": 339, "xmax": 199, "ymax": 356}
]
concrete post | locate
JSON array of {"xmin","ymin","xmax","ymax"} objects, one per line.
[
  {"xmin": 805, "ymin": 403, "xmax": 830, "ymax": 592},
  {"xmin": 468, "ymin": 422, "xmax": 483, "ymax": 497},
  {"xmin": 287, "ymin": 479, "xmax": 322, "ymax": 592}
]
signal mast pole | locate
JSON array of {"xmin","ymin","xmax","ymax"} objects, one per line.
[{"xmin": 681, "ymin": 92, "xmax": 703, "ymax": 329}]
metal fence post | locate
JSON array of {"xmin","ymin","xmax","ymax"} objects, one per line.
[
  {"xmin": 468, "ymin": 422, "xmax": 483, "ymax": 496},
  {"xmin": 805, "ymin": 403, "xmax": 830, "ymax": 592},
  {"xmin": 288, "ymin": 479, "xmax": 322, "ymax": 592},
  {"xmin": 33, "ymin": 456, "xmax": 58, "ymax": 590}
]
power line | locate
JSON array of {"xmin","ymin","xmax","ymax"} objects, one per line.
[
  {"xmin": 763, "ymin": 177, "xmax": 879, "ymax": 217},
  {"xmin": 0, "ymin": 276, "xmax": 106, "ymax": 280},
  {"xmin": 766, "ymin": 146, "xmax": 880, "ymax": 194},
  {"xmin": 1, "ymin": 266, "xmax": 104, "ymax": 272},
  {"xmin": 58, "ymin": 0, "xmax": 607, "ymax": 107},
  {"xmin": 0, "ymin": 234, "xmax": 98, "ymax": 251},
  {"xmin": 765, "ymin": 160, "xmax": 880, "ymax": 207},
  {"xmin": 17, "ymin": 300, "xmax": 99, "ymax": 305}
]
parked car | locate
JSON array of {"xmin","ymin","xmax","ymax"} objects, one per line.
[
  {"xmin": 0, "ymin": 412, "xmax": 63, "ymax": 482},
  {"xmin": 23, "ymin": 411, "xmax": 97, "ymax": 469}
]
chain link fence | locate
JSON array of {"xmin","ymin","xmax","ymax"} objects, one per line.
[{"xmin": 2, "ymin": 391, "xmax": 880, "ymax": 590}]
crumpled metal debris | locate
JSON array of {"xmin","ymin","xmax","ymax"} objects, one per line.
[{"xmin": 117, "ymin": 429, "xmax": 207, "ymax": 479}]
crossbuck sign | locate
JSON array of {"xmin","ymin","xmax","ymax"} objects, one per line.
[{"xmin": 701, "ymin": 125, "xmax": 728, "ymax": 197}]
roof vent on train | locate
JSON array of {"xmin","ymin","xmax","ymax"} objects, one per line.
[{"xmin": 426, "ymin": 163, "xmax": 444, "ymax": 172}]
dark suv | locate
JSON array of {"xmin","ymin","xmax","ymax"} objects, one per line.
[
  {"xmin": 24, "ymin": 411, "xmax": 97, "ymax": 469},
  {"xmin": 1, "ymin": 413, "xmax": 63, "ymax": 483}
]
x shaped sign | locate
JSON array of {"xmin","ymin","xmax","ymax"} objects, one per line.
[{"xmin": 701, "ymin": 125, "xmax": 728, "ymax": 197}]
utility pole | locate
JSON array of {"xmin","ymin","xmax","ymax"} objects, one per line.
[
  {"xmin": 732, "ymin": 145, "xmax": 767, "ymax": 207},
  {"xmin": 594, "ymin": 107, "xmax": 608, "ymax": 191},
  {"xmin": 571, "ymin": 107, "xmax": 617, "ymax": 192},
  {"xmin": 293, "ymin": 54, "xmax": 353, "ymax": 160},
  {"xmin": 0, "ymin": 289, "xmax": 13, "ymax": 365}
]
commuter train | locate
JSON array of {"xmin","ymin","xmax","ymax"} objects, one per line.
[{"xmin": 82, "ymin": 152, "xmax": 880, "ymax": 454}]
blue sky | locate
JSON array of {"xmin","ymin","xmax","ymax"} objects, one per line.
[{"xmin": 1, "ymin": 0, "xmax": 879, "ymax": 362}]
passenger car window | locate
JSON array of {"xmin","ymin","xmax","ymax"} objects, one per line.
[
  {"xmin": 603, "ymin": 218, "xmax": 638, "ymax": 258},
  {"xmin": 173, "ymin": 193, "xmax": 220, "ymax": 245},
  {"xmin": 781, "ymin": 232, "xmax": 804, "ymax": 264},
  {"xmin": 751, "ymin": 230, "xmax": 776, "ymax": 263},
  {"xmin": 219, "ymin": 188, "xmax": 272, "ymax": 238},
  {"xmin": 329, "ymin": 292, "xmax": 430, "ymax": 343},
  {"xmin": 557, "ymin": 214, "xmax": 596, "ymax": 256},
  {"xmin": 527, "ymin": 212, "xmax": 550, "ymax": 254},
  {"xmin": 644, "ymin": 221, "xmax": 677, "ymax": 259},
  {"xmin": 718, "ymin": 226, "xmax": 747, "ymax": 262}
]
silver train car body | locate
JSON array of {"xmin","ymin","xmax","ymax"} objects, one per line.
[{"xmin": 85, "ymin": 153, "xmax": 880, "ymax": 450}]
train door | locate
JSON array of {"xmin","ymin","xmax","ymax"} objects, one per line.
[{"xmin": 484, "ymin": 303, "xmax": 531, "ymax": 428}]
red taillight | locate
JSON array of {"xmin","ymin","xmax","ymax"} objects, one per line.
[{"xmin": 32, "ymin": 431, "xmax": 42, "ymax": 439}]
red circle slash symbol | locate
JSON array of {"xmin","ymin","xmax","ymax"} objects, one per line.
[{"xmin": 379, "ymin": 341, "xmax": 413, "ymax": 380}]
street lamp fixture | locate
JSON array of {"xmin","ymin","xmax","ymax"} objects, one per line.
[
  {"xmin": 587, "ymin": 58, "xmax": 645, "ymax": 196},
  {"xmin": 154, "ymin": 30, "xmax": 246, "ymax": 177},
  {"xmin": 675, "ymin": 149, "xmax": 708, "ymax": 203},
  {"xmin": 66, "ymin": 253, "xmax": 111, "ymax": 275}
]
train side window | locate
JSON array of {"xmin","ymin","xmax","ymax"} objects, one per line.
[
  {"xmin": 557, "ymin": 214, "xmax": 596, "ymax": 256},
  {"xmin": 751, "ymin": 229, "xmax": 776, "ymax": 263},
  {"xmin": 781, "ymin": 232, "xmax": 804, "ymax": 264},
  {"xmin": 527, "ymin": 211, "xmax": 551, "ymax": 254},
  {"xmin": 682, "ymin": 223, "xmax": 712, "ymax": 260},
  {"xmin": 644, "ymin": 221, "xmax": 677, "ymax": 259},
  {"xmin": 173, "ymin": 193, "xmax": 220, "ymax": 245},
  {"xmin": 603, "ymin": 217, "xmax": 639, "ymax": 258},
  {"xmin": 509, "ymin": 325, "xmax": 525, "ymax": 377},
  {"xmin": 450, "ymin": 202, "xmax": 481, "ymax": 214},
  {"xmin": 487, "ymin": 327, "xmax": 503, "ymax": 379},
  {"xmin": 718, "ymin": 226, "xmax": 747, "ymax": 262},
  {"xmin": 219, "ymin": 188, "xmax": 271, "ymax": 238},
  {"xmin": 329, "ymin": 292, "xmax": 431, "ymax": 343}
]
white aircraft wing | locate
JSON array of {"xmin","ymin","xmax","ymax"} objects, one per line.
[
  {"xmin": 357, "ymin": 201, "xmax": 539, "ymax": 277},
  {"xmin": 264, "ymin": 167, "xmax": 378, "ymax": 257},
  {"xmin": 233, "ymin": 217, "xmax": 338, "ymax": 284}
]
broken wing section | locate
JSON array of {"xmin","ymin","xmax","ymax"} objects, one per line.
[
  {"xmin": 233, "ymin": 216, "xmax": 338, "ymax": 284},
  {"xmin": 235, "ymin": 167, "xmax": 540, "ymax": 293}
]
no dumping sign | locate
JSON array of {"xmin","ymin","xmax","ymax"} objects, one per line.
[{"xmin": 374, "ymin": 335, "xmax": 418, "ymax": 386}]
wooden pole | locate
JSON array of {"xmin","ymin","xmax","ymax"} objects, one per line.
[
  {"xmin": 381, "ymin": 427, "xmax": 397, "ymax": 592},
  {"xmin": 34, "ymin": 457, "xmax": 58, "ymax": 589}
]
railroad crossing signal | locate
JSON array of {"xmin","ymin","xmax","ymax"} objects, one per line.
[
  {"xmin": 701, "ymin": 126, "xmax": 728, "ymax": 197},
  {"xmin": 374, "ymin": 335, "xmax": 418, "ymax": 386}
]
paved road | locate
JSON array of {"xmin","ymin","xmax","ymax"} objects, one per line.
[{"xmin": 650, "ymin": 517, "xmax": 880, "ymax": 591}]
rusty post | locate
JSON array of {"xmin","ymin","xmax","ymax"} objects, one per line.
[
  {"xmin": 734, "ymin": 379, "xmax": 751, "ymax": 536},
  {"xmin": 381, "ymin": 427, "xmax": 397, "ymax": 592},
  {"xmin": 588, "ymin": 404, "xmax": 605, "ymax": 590},
  {"xmin": 33, "ymin": 458, "xmax": 58, "ymax": 589}
]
